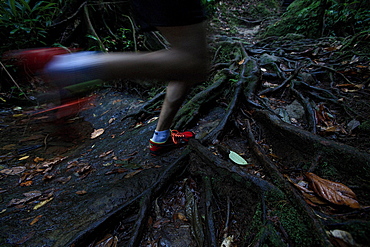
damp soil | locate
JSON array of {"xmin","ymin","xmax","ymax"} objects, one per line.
[
  {"xmin": 1, "ymin": 81, "xmax": 370, "ymax": 246},
  {"xmin": 0, "ymin": 88, "xmax": 225, "ymax": 245},
  {"xmin": 0, "ymin": 89, "xmax": 283, "ymax": 246},
  {"xmin": 0, "ymin": 90, "xmax": 162, "ymax": 246}
]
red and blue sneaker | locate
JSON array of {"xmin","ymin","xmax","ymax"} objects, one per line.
[
  {"xmin": 149, "ymin": 130, "xmax": 195, "ymax": 156},
  {"xmin": 4, "ymin": 48, "xmax": 106, "ymax": 119}
]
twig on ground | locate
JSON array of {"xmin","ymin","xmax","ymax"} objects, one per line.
[
  {"xmin": 290, "ymin": 85, "xmax": 317, "ymax": 133},
  {"xmin": 0, "ymin": 61, "xmax": 31, "ymax": 100}
]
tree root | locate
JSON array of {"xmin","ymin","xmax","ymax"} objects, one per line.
[
  {"xmin": 189, "ymin": 138, "xmax": 331, "ymax": 246},
  {"xmin": 69, "ymin": 149, "xmax": 191, "ymax": 246},
  {"xmin": 173, "ymin": 70, "xmax": 230, "ymax": 130},
  {"xmin": 202, "ymin": 176, "xmax": 218, "ymax": 246},
  {"xmin": 201, "ymin": 69, "xmax": 244, "ymax": 144},
  {"xmin": 258, "ymin": 65, "xmax": 302, "ymax": 96},
  {"xmin": 290, "ymin": 86, "xmax": 317, "ymax": 133},
  {"xmin": 254, "ymin": 109, "xmax": 370, "ymax": 177},
  {"xmin": 121, "ymin": 91, "xmax": 165, "ymax": 122},
  {"xmin": 68, "ymin": 32, "xmax": 369, "ymax": 246},
  {"xmin": 243, "ymin": 119, "xmax": 331, "ymax": 246}
]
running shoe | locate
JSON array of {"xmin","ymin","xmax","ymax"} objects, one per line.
[
  {"xmin": 3, "ymin": 47, "xmax": 74, "ymax": 74},
  {"xmin": 149, "ymin": 130, "xmax": 195, "ymax": 156},
  {"xmin": 43, "ymin": 51, "xmax": 106, "ymax": 88},
  {"xmin": 6, "ymin": 48, "xmax": 106, "ymax": 119}
]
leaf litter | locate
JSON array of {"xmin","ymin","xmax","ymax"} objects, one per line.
[{"xmin": 287, "ymin": 172, "xmax": 367, "ymax": 209}]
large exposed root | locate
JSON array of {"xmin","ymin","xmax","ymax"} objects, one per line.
[{"xmin": 67, "ymin": 35, "xmax": 370, "ymax": 246}]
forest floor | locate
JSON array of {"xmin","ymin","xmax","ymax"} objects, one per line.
[{"xmin": 1, "ymin": 1, "xmax": 370, "ymax": 247}]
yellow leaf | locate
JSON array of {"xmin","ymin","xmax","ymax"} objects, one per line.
[
  {"xmin": 33, "ymin": 197, "xmax": 53, "ymax": 210},
  {"xmin": 18, "ymin": 155, "xmax": 30, "ymax": 161}
]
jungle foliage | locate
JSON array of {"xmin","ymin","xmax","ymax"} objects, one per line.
[
  {"xmin": 264, "ymin": 0, "xmax": 370, "ymax": 38},
  {"xmin": 0, "ymin": 0, "xmax": 63, "ymax": 50},
  {"xmin": 1, "ymin": 0, "xmax": 368, "ymax": 54}
]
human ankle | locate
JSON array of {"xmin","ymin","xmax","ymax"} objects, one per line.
[{"xmin": 151, "ymin": 129, "xmax": 170, "ymax": 143}]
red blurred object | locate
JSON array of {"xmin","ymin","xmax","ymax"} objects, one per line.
[
  {"xmin": 4, "ymin": 47, "xmax": 97, "ymax": 119},
  {"xmin": 3, "ymin": 47, "xmax": 79, "ymax": 74},
  {"xmin": 32, "ymin": 94, "xmax": 97, "ymax": 119}
]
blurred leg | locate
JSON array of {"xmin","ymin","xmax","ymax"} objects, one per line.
[
  {"xmin": 102, "ymin": 21, "xmax": 209, "ymax": 82},
  {"xmin": 152, "ymin": 23, "xmax": 208, "ymax": 131},
  {"xmin": 45, "ymin": 21, "xmax": 208, "ymax": 136},
  {"xmin": 45, "ymin": 22, "xmax": 208, "ymax": 88}
]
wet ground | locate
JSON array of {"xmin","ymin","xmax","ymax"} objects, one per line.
[
  {"xmin": 1, "ymin": 81, "xmax": 370, "ymax": 246},
  {"xmin": 1, "ymin": 89, "xmax": 242, "ymax": 246},
  {"xmin": 0, "ymin": 90, "xmax": 166, "ymax": 246}
]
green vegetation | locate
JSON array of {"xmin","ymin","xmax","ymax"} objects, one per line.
[
  {"xmin": 1, "ymin": 0, "xmax": 368, "ymax": 54},
  {"xmin": 319, "ymin": 161, "xmax": 340, "ymax": 178},
  {"xmin": 359, "ymin": 120, "xmax": 370, "ymax": 133},
  {"xmin": 201, "ymin": 0, "xmax": 218, "ymax": 17},
  {"xmin": 0, "ymin": 0, "xmax": 136, "ymax": 54},
  {"xmin": 266, "ymin": 190, "xmax": 315, "ymax": 246},
  {"xmin": 0, "ymin": 0, "xmax": 62, "ymax": 50},
  {"xmin": 247, "ymin": 189, "xmax": 315, "ymax": 246},
  {"xmin": 264, "ymin": 0, "xmax": 370, "ymax": 38}
]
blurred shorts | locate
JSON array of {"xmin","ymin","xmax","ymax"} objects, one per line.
[{"xmin": 131, "ymin": 0, "xmax": 206, "ymax": 31}]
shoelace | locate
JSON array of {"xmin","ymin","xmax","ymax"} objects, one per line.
[{"xmin": 171, "ymin": 130, "xmax": 186, "ymax": 145}]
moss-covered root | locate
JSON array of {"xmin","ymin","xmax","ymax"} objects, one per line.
[{"xmin": 173, "ymin": 71, "xmax": 229, "ymax": 130}]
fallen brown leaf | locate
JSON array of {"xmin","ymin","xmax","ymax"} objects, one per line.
[
  {"xmin": 40, "ymin": 156, "xmax": 67, "ymax": 168},
  {"xmin": 20, "ymin": 181, "xmax": 33, "ymax": 187},
  {"xmin": 305, "ymin": 172, "xmax": 360, "ymax": 208},
  {"xmin": 99, "ymin": 150, "xmax": 114, "ymax": 158},
  {"xmin": 0, "ymin": 166, "xmax": 26, "ymax": 175},
  {"xmin": 105, "ymin": 168, "xmax": 128, "ymax": 175},
  {"xmin": 91, "ymin": 128, "xmax": 105, "ymax": 139},
  {"xmin": 173, "ymin": 212, "xmax": 188, "ymax": 222},
  {"xmin": 302, "ymin": 191, "xmax": 328, "ymax": 206},
  {"xmin": 76, "ymin": 190, "xmax": 87, "ymax": 195},
  {"xmin": 124, "ymin": 170, "xmax": 142, "ymax": 178},
  {"xmin": 94, "ymin": 234, "xmax": 118, "ymax": 247},
  {"xmin": 33, "ymin": 157, "xmax": 45, "ymax": 163},
  {"xmin": 54, "ymin": 176, "xmax": 72, "ymax": 184},
  {"xmin": 30, "ymin": 215, "xmax": 42, "ymax": 225}
]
